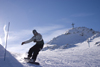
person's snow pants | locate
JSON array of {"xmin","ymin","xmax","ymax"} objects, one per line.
[{"xmin": 28, "ymin": 40, "xmax": 44, "ymax": 61}]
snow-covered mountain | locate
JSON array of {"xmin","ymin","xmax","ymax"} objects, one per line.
[{"xmin": 43, "ymin": 27, "xmax": 100, "ymax": 50}]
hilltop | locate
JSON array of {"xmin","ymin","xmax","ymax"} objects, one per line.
[{"xmin": 43, "ymin": 27, "xmax": 100, "ymax": 50}]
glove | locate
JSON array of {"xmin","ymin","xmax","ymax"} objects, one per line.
[
  {"xmin": 34, "ymin": 39, "xmax": 37, "ymax": 42},
  {"xmin": 21, "ymin": 42, "xmax": 25, "ymax": 45}
]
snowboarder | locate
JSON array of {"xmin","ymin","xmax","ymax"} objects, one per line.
[{"xmin": 21, "ymin": 30, "xmax": 44, "ymax": 63}]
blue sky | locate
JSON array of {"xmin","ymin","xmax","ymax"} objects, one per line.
[{"xmin": 0, "ymin": 0, "xmax": 100, "ymax": 52}]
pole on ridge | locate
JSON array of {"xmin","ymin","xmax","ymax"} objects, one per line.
[{"xmin": 4, "ymin": 22, "xmax": 10, "ymax": 61}]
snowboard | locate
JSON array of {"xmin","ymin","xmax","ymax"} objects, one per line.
[
  {"xmin": 28, "ymin": 62, "xmax": 40, "ymax": 65},
  {"xmin": 24, "ymin": 57, "xmax": 40, "ymax": 65}
]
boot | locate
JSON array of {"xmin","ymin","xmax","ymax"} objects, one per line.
[
  {"xmin": 24, "ymin": 57, "xmax": 30, "ymax": 60},
  {"xmin": 29, "ymin": 59, "xmax": 35, "ymax": 63}
]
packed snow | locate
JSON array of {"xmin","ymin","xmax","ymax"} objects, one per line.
[
  {"xmin": 0, "ymin": 27, "xmax": 100, "ymax": 67},
  {"xmin": 0, "ymin": 44, "xmax": 23, "ymax": 67}
]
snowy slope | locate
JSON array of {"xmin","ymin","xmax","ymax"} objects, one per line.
[
  {"xmin": 44, "ymin": 27, "xmax": 100, "ymax": 50},
  {"xmin": 0, "ymin": 44, "xmax": 23, "ymax": 67}
]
